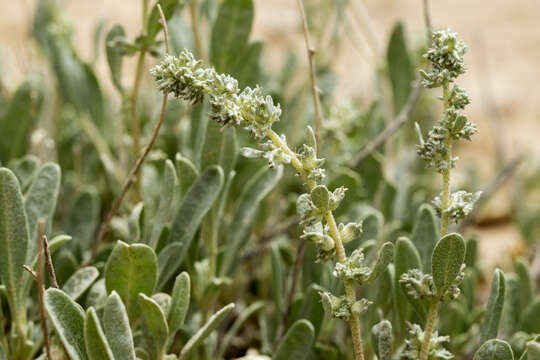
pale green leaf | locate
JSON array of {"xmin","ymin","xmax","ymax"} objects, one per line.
[
  {"xmin": 274, "ymin": 319, "xmax": 315, "ymax": 360},
  {"xmin": 63, "ymin": 266, "xmax": 99, "ymax": 301},
  {"xmin": 473, "ymin": 339, "xmax": 514, "ymax": 360},
  {"xmin": 431, "ymin": 233, "xmax": 466, "ymax": 295},
  {"xmin": 480, "ymin": 269, "xmax": 506, "ymax": 343},
  {"xmin": 102, "ymin": 291, "xmax": 136, "ymax": 360},
  {"xmin": 85, "ymin": 307, "xmax": 114, "ymax": 360}
]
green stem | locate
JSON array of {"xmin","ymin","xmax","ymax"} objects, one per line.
[
  {"xmin": 440, "ymin": 86, "xmax": 452, "ymax": 237},
  {"xmin": 266, "ymin": 128, "xmax": 365, "ymax": 360},
  {"xmin": 420, "ymin": 300, "xmax": 439, "ymax": 360}
]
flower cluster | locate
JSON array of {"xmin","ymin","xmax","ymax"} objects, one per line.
[
  {"xmin": 432, "ymin": 190, "xmax": 482, "ymax": 224},
  {"xmin": 402, "ymin": 323, "xmax": 454, "ymax": 360},
  {"xmin": 419, "ymin": 29, "xmax": 467, "ymax": 88},
  {"xmin": 416, "ymin": 30, "xmax": 477, "ymax": 174},
  {"xmin": 151, "ymin": 49, "xmax": 281, "ymax": 141},
  {"xmin": 400, "ymin": 265, "xmax": 465, "ymax": 302},
  {"xmin": 320, "ymin": 292, "xmax": 372, "ymax": 321},
  {"xmin": 333, "ymin": 249, "xmax": 371, "ymax": 283}
]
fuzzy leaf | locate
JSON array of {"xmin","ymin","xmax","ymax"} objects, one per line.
[
  {"xmin": 45, "ymin": 288, "xmax": 87, "ymax": 360},
  {"xmin": 63, "ymin": 266, "xmax": 99, "ymax": 301},
  {"xmin": 473, "ymin": 339, "xmax": 514, "ymax": 360},
  {"xmin": 367, "ymin": 242, "xmax": 394, "ymax": 282},
  {"xmin": 24, "ymin": 162, "xmax": 60, "ymax": 262},
  {"xmin": 411, "ymin": 204, "xmax": 438, "ymax": 271},
  {"xmin": 274, "ymin": 319, "xmax": 315, "ymax": 360},
  {"xmin": 102, "ymin": 291, "xmax": 136, "ymax": 360},
  {"xmin": 85, "ymin": 307, "xmax": 114, "ymax": 360},
  {"xmin": 480, "ymin": 269, "xmax": 506, "ymax": 343},
  {"xmin": 387, "ymin": 21, "xmax": 414, "ymax": 114},
  {"xmin": 515, "ymin": 258, "xmax": 535, "ymax": 309},
  {"xmin": 65, "ymin": 187, "xmax": 101, "ymax": 251},
  {"xmin": 431, "ymin": 233, "xmax": 466, "ymax": 295},
  {"xmin": 105, "ymin": 24, "xmax": 126, "ymax": 92},
  {"xmin": 178, "ymin": 303, "xmax": 235, "ymax": 360},
  {"xmin": 175, "ymin": 153, "xmax": 199, "ymax": 197},
  {"xmin": 372, "ymin": 320, "xmax": 393, "ymax": 360},
  {"xmin": 168, "ymin": 272, "xmax": 190, "ymax": 335},
  {"xmin": 210, "ymin": 0, "xmax": 254, "ymax": 73},
  {"xmin": 311, "ymin": 185, "xmax": 330, "ymax": 210},
  {"xmin": 219, "ymin": 301, "xmax": 264, "ymax": 358},
  {"xmin": 526, "ymin": 341, "xmax": 540, "ymax": 360},
  {"xmin": 0, "ymin": 168, "xmax": 29, "ymax": 314},
  {"xmin": 150, "ymin": 160, "xmax": 178, "ymax": 248},
  {"xmin": 105, "ymin": 241, "xmax": 157, "ymax": 323},
  {"xmin": 7, "ymin": 154, "xmax": 41, "ymax": 192},
  {"xmin": 157, "ymin": 165, "xmax": 223, "ymax": 289},
  {"xmin": 221, "ymin": 165, "xmax": 282, "ymax": 275},
  {"xmin": 139, "ymin": 294, "xmax": 169, "ymax": 359},
  {"xmin": 520, "ymin": 297, "xmax": 540, "ymax": 333}
]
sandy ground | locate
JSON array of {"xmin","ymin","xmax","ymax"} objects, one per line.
[{"xmin": 1, "ymin": 0, "xmax": 538, "ymax": 267}]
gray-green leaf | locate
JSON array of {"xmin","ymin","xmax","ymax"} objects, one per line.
[
  {"xmin": 63, "ymin": 266, "xmax": 99, "ymax": 301},
  {"xmin": 371, "ymin": 320, "xmax": 393, "ymax": 360},
  {"xmin": 473, "ymin": 339, "xmax": 514, "ymax": 360},
  {"xmin": 85, "ymin": 307, "xmax": 114, "ymax": 360},
  {"xmin": 168, "ymin": 272, "xmax": 190, "ymax": 335},
  {"xmin": 411, "ymin": 204, "xmax": 438, "ymax": 271},
  {"xmin": 105, "ymin": 241, "xmax": 157, "ymax": 323},
  {"xmin": 431, "ymin": 233, "xmax": 466, "ymax": 295},
  {"xmin": 480, "ymin": 269, "xmax": 506, "ymax": 343},
  {"xmin": 367, "ymin": 242, "xmax": 394, "ymax": 282},
  {"xmin": 178, "ymin": 303, "xmax": 234, "ymax": 360},
  {"xmin": 274, "ymin": 319, "xmax": 315, "ymax": 360},
  {"xmin": 102, "ymin": 291, "xmax": 136, "ymax": 360},
  {"xmin": 45, "ymin": 288, "xmax": 87, "ymax": 360},
  {"xmin": 139, "ymin": 294, "xmax": 169, "ymax": 359}
]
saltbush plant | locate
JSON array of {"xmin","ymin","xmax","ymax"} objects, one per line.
[{"xmin": 0, "ymin": 1, "xmax": 539, "ymax": 360}]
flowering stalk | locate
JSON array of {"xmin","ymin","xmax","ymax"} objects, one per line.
[
  {"xmin": 410, "ymin": 29, "xmax": 480, "ymax": 360},
  {"xmin": 151, "ymin": 49, "xmax": 394, "ymax": 360}
]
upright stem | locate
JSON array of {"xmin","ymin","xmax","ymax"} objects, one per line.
[
  {"xmin": 440, "ymin": 85, "xmax": 452, "ymax": 237},
  {"xmin": 420, "ymin": 300, "xmax": 439, "ymax": 360},
  {"xmin": 266, "ymin": 128, "xmax": 365, "ymax": 360},
  {"xmin": 131, "ymin": 49, "xmax": 147, "ymax": 201}
]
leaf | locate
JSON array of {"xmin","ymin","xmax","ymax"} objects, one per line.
[
  {"xmin": 311, "ymin": 186, "xmax": 330, "ymax": 210},
  {"xmin": 367, "ymin": 242, "xmax": 394, "ymax": 282},
  {"xmin": 139, "ymin": 294, "xmax": 169, "ymax": 359},
  {"xmin": 45, "ymin": 288, "xmax": 87, "ymax": 360},
  {"xmin": 411, "ymin": 204, "xmax": 438, "ymax": 271},
  {"xmin": 105, "ymin": 241, "xmax": 158, "ymax": 323},
  {"xmin": 0, "ymin": 78, "xmax": 44, "ymax": 162},
  {"xmin": 218, "ymin": 301, "xmax": 264, "ymax": 358},
  {"xmin": 63, "ymin": 266, "xmax": 99, "ymax": 301},
  {"xmin": 526, "ymin": 341, "xmax": 540, "ymax": 360},
  {"xmin": 102, "ymin": 291, "xmax": 136, "ymax": 360},
  {"xmin": 175, "ymin": 153, "xmax": 199, "ymax": 197},
  {"xmin": 65, "ymin": 187, "xmax": 101, "ymax": 251},
  {"xmin": 473, "ymin": 339, "xmax": 514, "ymax": 360},
  {"xmin": 274, "ymin": 319, "xmax": 315, "ymax": 360},
  {"xmin": 431, "ymin": 233, "xmax": 466, "ymax": 295},
  {"xmin": 480, "ymin": 269, "xmax": 506, "ymax": 343},
  {"xmin": 210, "ymin": 0, "xmax": 254, "ymax": 73},
  {"xmin": 157, "ymin": 166, "xmax": 223, "ymax": 289},
  {"xmin": 515, "ymin": 257, "xmax": 535, "ymax": 309},
  {"xmin": 127, "ymin": 202, "xmax": 145, "ymax": 244},
  {"xmin": 394, "ymin": 237, "xmax": 424, "ymax": 328},
  {"xmin": 371, "ymin": 320, "xmax": 393, "ymax": 360},
  {"xmin": 520, "ymin": 297, "xmax": 540, "ymax": 333},
  {"xmin": 230, "ymin": 41, "xmax": 263, "ymax": 87},
  {"xmin": 150, "ymin": 160, "xmax": 178, "ymax": 248},
  {"xmin": 271, "ymin": 243, "xmax": 285, "ymax": 318},
  {"xmin": 146, "ymin": 0, "xmax": 183, "ymax": 46},
  {"xmin": 0, "ymin": 168, "xmax": 29, "ymax": 314},
  {"xmin": 168, "ymin": 272, "xmax": 191, "ymax": 335},
  {"xmin": 386, "ymin": 21, "xmax": 414, "ymax": 114},
  {"xmin": 221, "ymin": 165, "xmax": 283, "ymax": 275},
  {"xmin": 178, "ymin": 303, "xmax": 235, "ymax": 360},
  {"xmin": 105, "ymin": 24, "xmax": 126, "ymax": 93},
  {"xmin": 502, "ymin": 274, "xmax": 520, "ymax": 336},
  {"xmin": 8, "ymin": 154, "xmax": 41, "ymax": 192},
  {"xmin": 85, "ymin": 307, "xmax": 114, "ymax": 360}
]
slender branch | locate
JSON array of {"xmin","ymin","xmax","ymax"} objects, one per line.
[
  {"xmin": 23, "ymin": 265, "xmax": 37, "ymax": 280},
  {"xmin": 189, "ymin": 0, "xmax": 206, "ymax": 62},
  {"xmin": 350, "ymin": 81, "xmax": 422, "ymax": 167},
  {"xmin": 36, "ymin": 221, "xmax": 53, "ymax": 360},
  {"xmin": 43, "ymin": 235, "xmax": 58, "ymax": 289},
  {"xmin": 297, "ymin": 0, "xmax": 323, "ymax": 154},
  {"xmin": 420, "ymin": 300, "xmax": 439, "ymax": 360},
  {"xmin": 90, "ymin": 14, "xmax": 171, "ymax": 262},
  {"xmin": 131, "ymin": 47, "xmax": 147, "ymax": 201},
  {"xmin": 458, "ymin": 154, "xmax": 524, "ymax": 231},
  {"xmin": 440, "ymin": 87, "xmax": 452, "ymax": 237},
  {"xmin": 157, "ymin": 4, "xmax": 170, "ymax": 55}
]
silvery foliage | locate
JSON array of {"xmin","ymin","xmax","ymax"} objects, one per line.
[
  {"xmin": 400, "ymin": 264, "xmax": 465, "ymax": 302},
  {"xmin": 432, "ymin": 190, "xmax": 482, "ymax": 223}
]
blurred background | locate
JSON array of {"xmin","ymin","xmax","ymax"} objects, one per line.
[{"xmin": 1, "ymin": 0, "xmax": 538, "ymax": 267}]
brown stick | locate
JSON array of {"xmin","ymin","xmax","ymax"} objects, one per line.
[
  {"xmin": 43, "ymin": 235, "xmax": 58, "ymax": 289},
  {"xmin": 37, "ymin": 220, "xmax": 53, "ymax": 359},
  {"xmin": 297, "ymin": 0, "xmax": 323, "ymax": 154},
  {"xmin": 89, "ymin": 9, "xmax": 171, "ymax": 262}
]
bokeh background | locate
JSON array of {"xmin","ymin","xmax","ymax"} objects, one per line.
[{"xmin": 1, "ymin": 0, "xmax": 539, "ymax": 266}]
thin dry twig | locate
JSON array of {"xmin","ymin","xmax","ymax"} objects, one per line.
[
  {"xmin": 459, "ymin": 154, "xmax": 525, "ymax": 232},
  {"xmin": 37, "ymin": 222, "xmax": 53, "ymax": 360},
  {"xmin": 297, "ymin": 0, "xmax": 323, "ymax": 154},
  {"xmin": 89, "ymin": 9, "xmax": 171, "ymax": 262},
  {"xmin": 43, "ymin": 235, "xmax": 58, "ymax": 289},
  {"xmin": 23, "ymin": 265, "xmax": 37, "ymax": 280},
  {"xmin": 350, "ymin": 81, "xmax": 422, "ymax": 167}
]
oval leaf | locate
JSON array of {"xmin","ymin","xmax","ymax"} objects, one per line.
[
  {"xmin": 105, "ymin": 241, "xmax": 157, "ymax": 323},
  {"xmin": 480, "ymin": 269, "xmax": 506, "ymax": 343},
  {"xmin": 431, "ymin": 233, "xmax": 466, "ymax": 295},
  {"xmin": 139, "ymin": 294, "xmax": 169, "ymax": 359},
  {"xmin": 367, "ymin": 242, "xmax": 394, "ymax": 282},
  {"xmin": 168, "ymin": 272, "xmax": 191, "ymax": 335},
  {"xmin": 473, "ymin": 339, "xmax": 514, "ymax": 360},
  {"xmin": 371, "ymin": 320, "xmax": 393, "ymax": 360},
  {"xmin": 45, "ymin": 288, "xmax": 87, "ymax": 360},
  {"xmin": 102, "ymin": 291, "xmax": 136, "ymax": 360},
  {"xmin": 85, "ymin": 307, "xmax": 114, "ymax": 360},
  {"xmin": 274, "ymin": 319, "xmax": 315, "ymax": 360},
  {"xmin": 411, "ymin": 204, "xmax": 438, "ymax": 271},
  {"xmin": 63, "ymin": 266, "xmax": 99, "ymax": 301}
]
